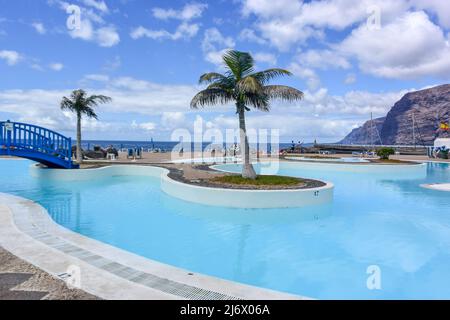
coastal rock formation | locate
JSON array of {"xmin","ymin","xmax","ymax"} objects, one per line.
[
  {"xmin": 339, "ymin": 117, "xmax": 385, "ymax": 145},
  {"xmin": 340, "ymin": 84, "xmax": 450, "ymax": 145}
]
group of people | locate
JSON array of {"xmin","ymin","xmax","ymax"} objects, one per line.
[{"xmin": 73, "ymin": 145, "xmax": 119, "ymax": 160}]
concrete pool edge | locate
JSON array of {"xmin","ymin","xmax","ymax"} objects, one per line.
[
  {"xmin": 30, "ymin": 164, "xmax": 334, "ymax": 209},
  {"xmin": 212, "ymin": 161, "xmax": 428, "ymax": 180},
  {"xmin": 0, "ymin": 192, "xmax": 308, "ymax": 300},
  {"xmin": 420, "ymin": 183, "xmax": 450, "ymax": 192},
  {"xmin": 161, "ymin": 174, "xmax": 334, "ymax": 208}
]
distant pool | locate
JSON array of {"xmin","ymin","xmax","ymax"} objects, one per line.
[
  {"xmin": 1, "ymin": 159, "xmax": 450, "ymax": 299},
  {"xmin": 170, "ymin": 156, "xmax": 240, "ymax": 164},
  {"xmin": 285, "ymin": 156, "xmax": 370, "ymax": 163}
]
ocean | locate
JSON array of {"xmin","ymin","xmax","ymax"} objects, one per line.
[{"xmin": 81, "ymin": 140, "xmax": 312, "ymax": 152}]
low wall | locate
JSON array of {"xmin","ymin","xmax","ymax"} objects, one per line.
[
  {"xmin": 161, "ymin": 176, "xmax": 333, "ymax": 208},
  {"xmin": 30, "ymin": 164, "xmax": 334, "ymax": 209}
]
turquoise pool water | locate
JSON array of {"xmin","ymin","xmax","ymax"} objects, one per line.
[{"xmin": 1, "ymin": 159, "xmax": 450, "ymax": 299}]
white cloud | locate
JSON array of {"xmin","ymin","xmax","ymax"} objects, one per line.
[
  {"xmin": 152, "ymin": 3, "xmax": 207, "ymax": 21},
  {"xmin": 96, "ymin": 26, "xmax": 120, "ymax": 47},
  {"xmin": 81, "ymin": 0, "xmax": 109, "ymax": 13},
  {"xmin": 411, "ymin": 0, "xmax": 450, "ymax": 28},
  {"xmin": 256, "ymin": 20, "xmax": 323, "ymax": 52},
  {"xmin": 130, "ymin": 27, "xmax": 163, "ymax": 40},
  {"xmin": 83, "ymin": 74, "xmax": 110, "ymax": 82},
  {"xmin": 0, "ymin": 50, "xmax": 21, "ymax": 65},
  {"xmin": 253, "ymin": 52, "xmax": 277, "ymax": 65},
  {"xmin": 161, "ymin": 112, "xmax": 187, "ymax": 129},
  {"xmin": 242, "ymin": 0, "xmax": 302, "ymax": 19},
  {"xmin": 51, "ymin": 0, "xmax": 119, "ymax": 47},
  {"xmin": 68, "ymin": 18, "xmax": 120, "ymax": 47},
  {"xmin": 131, "ymin": 3, "xmax": 206, "ymax": 42},
  {"xmin": 296, "ymin": 0, "xmax": 407, "ymax": 30},
  {"xmin": 131, "ymin": 23, "xmax": 199, "ymax": 41},
  {"xmin": 298, "ymin": 87, "xmax": 410, "ymax": 118},
  {"xmin": 205, "ymin": 113, "xmax": 358, "ymax": 142},
  {"xmin": 0, "ymin": 79, "xmax": 197, "ymax": 139},
  {"xmin": 339, "ymin": 11, "xmax": 450, "ymax": 79},
  {"xmin": 289, "ymin": 63, "xmax": 321, "ymax": 91},
  {"xmin": 202, "ymin": 28, "xmax": 235, "ymax": 52},
  {"xmin": 0, "ymin": 77, "xmax": 197, "ymax": 118},
  {"xmin": 31, "ymin": 63, "xmax": 44, "ymax": 71},
  {"xmin": 296, "ymin": 49, "xmax": 350, "ymax": 70},
  {"xmin": 29, "ymin": 61, "xmax": 65, "ymax": 73},
  {"xmin": 68, "ymin": 18, "xmax": 94, "ymax": 41},
  {"xmin": 0, "ymin": 75, "xmax": 420, "ymax": 141},
  {"xmin": 137, "ymin": 121, "xmax": 156, "ymax": 131},
  {"xmin": 239, "ymin": 0, "xmax": 423, "ymax": 51},
  {"xmin": 239, "ymin": 28, "xmax": 267, "ymax": 45},
  {"xmin": 344, "ymin": 73, "xmax": 356, "ymax": 84},
  {"xmin": 204, "ymin": 48, "xmax": 230, "ymax": 66},
  {"xmin": 32, "ymin": 22, "xmax": 46, "ymax": 35},
  {"xmin": 49, "ymin": 63, "xmax": 64, "ymax": 71},
  {"xmin": 287, "ymin": 48, "xmax": 352, "ymax": 92},
  {"xmin": 201, "ymin": 28, "xmax": 235, "ymax": 66},
  {"xmin": 242, "ymin": 1, "xmax": 450, "ymax": 80}
]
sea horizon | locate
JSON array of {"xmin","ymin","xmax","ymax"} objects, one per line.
[{"xmin": 81, "ymin": 140, "xmax": 315, "ymax": 151}]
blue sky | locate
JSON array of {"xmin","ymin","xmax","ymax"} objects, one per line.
[{"xmin": 0, "ymin": 0, "xmax": 449, "ymax": 142}]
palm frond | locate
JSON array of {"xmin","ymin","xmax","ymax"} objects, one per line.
[
  {"xmin": 252, "ymin": 68, "xmax": 292, "ymax": 84},
  {"xmin": 223, "ymin": 50, "xmax": 254, "ymax": 80},
  {"xmin": 242, "ymin": 93, "xmax": 270, "ymax": 112},
  {"xmin": 206, "ymin": 83, "xmax": 231, "ymax": 92},
  {"xmin": 190, "ymin": 89, "xmax": 234, "ymax": 109},
  {"xmin": 60, "ymin": 97, "xmax": 75, "ymax": 112},
  {"xmin": 236, "ymin": 76, "xmax": 264, "ymax": 95},
  {"xmin": 199, "ymin": 73, "xmax": 227, "ymax": 85},
  {"xmin": 81, "ymin": 106, "xmax": 98, "ymax": 120},
  {"xmin": 264, "ymin": 85, "xmax": 304, "ymax": 102},
  {"xmin": 85, "ymin": 95, "xmax": 112, "ymax": 107},
  {"xmin": 60, "ymin": 90, "xmax": 111, "ymax": 120},
  {"xmin": 191, "ymin": 51, "xmax": 303, "ymax": 115},
  {"xmin": 206, "ymin": 76, "xmax": 236, "ymax": 91}
]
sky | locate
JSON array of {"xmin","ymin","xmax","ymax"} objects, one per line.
[{"xmin": 0, "ymin": 0, "xmax": 449, "ymax": 142}]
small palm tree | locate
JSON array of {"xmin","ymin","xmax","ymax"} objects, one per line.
[
  {"xmin": 60, "ymin": 89, "xmax": 112, "ymax": 164},
  {"xmin": 191, "ymin": 50, "xmax": 304, "ymax": 179}
]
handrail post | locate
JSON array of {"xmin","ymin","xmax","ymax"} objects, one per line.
[
  {"xmin": 6, "ymin": 120, "xmax": 11, "ymax": 156},
  {"xmin": 68, "ymin": 138, "xmax": 73, "ymax": 169}
]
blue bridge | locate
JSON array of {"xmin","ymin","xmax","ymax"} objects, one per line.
[{"xmin": 0, "ymin": 121, "xmax": 78, "ymax": 169}]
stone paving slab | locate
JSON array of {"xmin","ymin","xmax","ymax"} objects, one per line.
[
  {"xmin": 0, "ymin": 271, "xmax": 48, "ymax": 300},
  {"xmin": 0, "ymin": 246, "xmax": 99, "ymax": 300}
]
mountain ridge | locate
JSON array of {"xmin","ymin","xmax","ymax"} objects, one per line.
[{"xmin": 339, "ymin": 84, "xmax": 450, "ymax": 145}]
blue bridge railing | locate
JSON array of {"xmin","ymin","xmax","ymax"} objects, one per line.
[{"xmin": 0, "ymin": 120, "xmax": 77, "ymax": 169}]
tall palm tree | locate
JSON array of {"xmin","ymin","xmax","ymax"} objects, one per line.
[
  {"xmin": 191, "ymin": 50, "xmax": 304, "ymax": 179},
  {"xmin": 60, "ymin": 89, "xmax": 112, "ymax": 164}
]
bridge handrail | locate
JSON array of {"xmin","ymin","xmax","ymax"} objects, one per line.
[
  {"xmin": 0, "ymin": 121, "xmax": 71, "ymax": 142},
  {"xmin": 0, "ymin": 121, "xmax": 73, "ymax": 164}
]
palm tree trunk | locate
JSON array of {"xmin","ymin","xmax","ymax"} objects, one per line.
[
  {"xmin": 238, "ymin": 105, "xmax": 257, "ymax": 179},
  {"xmin": 76, "ymin": 113, "xmax": 82, "ymax": 164}
]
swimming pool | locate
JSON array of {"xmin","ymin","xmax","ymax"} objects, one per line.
[
  {"xmin": 1, "ymin": 159, "xmax": 449, "ymax": 299},
  {"xmin": 170, "ymin": 156, "xmax": 240, "ymax": 164}
]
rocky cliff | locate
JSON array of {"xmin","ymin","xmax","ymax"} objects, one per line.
[
  {"xmin": 340, "ymin": 117, "xmax": 385, "ymax": 145},
  {"xmin": 340, "ymin": 84, "xmax": 450, "ymax": 145}
]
